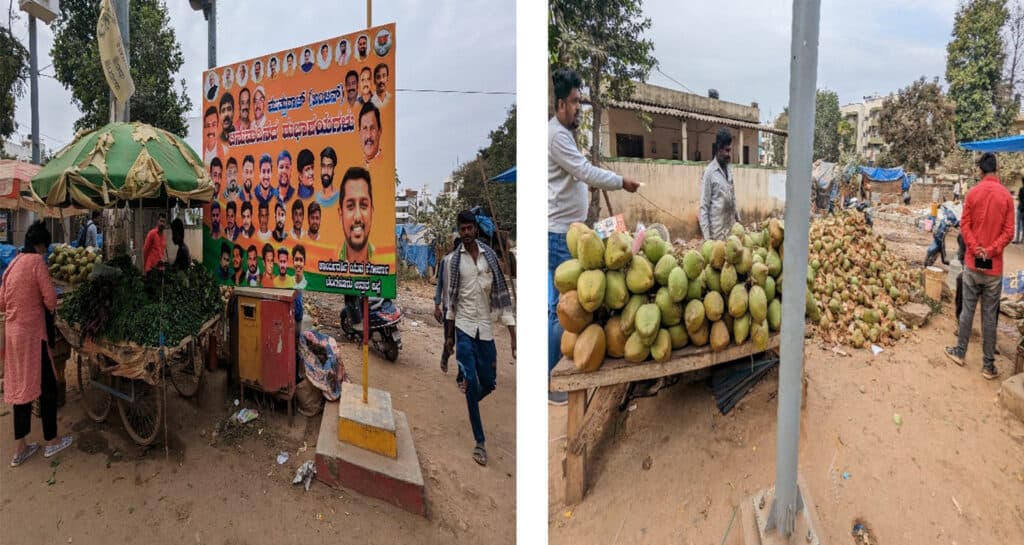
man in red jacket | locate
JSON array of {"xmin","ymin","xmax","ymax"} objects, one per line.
[{"xmin": 945, "ymin": 153, "xmax": 1014, "ymax": 379}]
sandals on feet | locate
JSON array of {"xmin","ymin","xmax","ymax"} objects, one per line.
[
  {"xmin": 10, "ymin": 443, "xmax": 39, "ymax": 467},
  {"xmin": 44, "ymin": 435, "xmax": 73, "ymax": 458},
  {"xmin": 472, "ymin": 444, "xmax": 487, "ymax": 467}
]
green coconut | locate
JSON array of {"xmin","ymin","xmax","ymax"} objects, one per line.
[
  {"xmin": 604, "ymin": 232, "xmax": 633, "ymax": 270},
  {"xmin": 654, "ymin": 254, "xmax": 678, "ymax": 286},
  {"xmin": 667, "ymin": 267, "xmax": 688, "ymax": 302},
  {"xmin": 749, "ymin": 285, "xmax": 768, "ymax": 323},
  {"xmin": 703, "ymin": 291, "xmax": 725, "ymax": 322},
  {"xmin": 733, "ymin": 314, "xmax": 751, "ymax": 344},
  {"xmin": 604, "ymin": 270, "xmax": 629, "ymax": 310},
  {"xmin": 667, "ymin": 324, "xmax": 689, "ymax": 349},
  {"xmin": 626, "ymin": 255, "xmax": 655, "ymax": 294},
  {"xmin": 620, "ymin": 295, "xmax": 646, "ymax": 335},
  {"xmin": 729, "ymin": 284, "xmax": 749, "ymax": 318},
  {"xmin": 767, "ymin": 298, "xmax": 782, "ymax": 331},
  {"xmin": 553, "ymin": 259, "xmax": 584, "ymax": 294}
]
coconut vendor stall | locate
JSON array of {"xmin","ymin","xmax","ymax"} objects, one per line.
[
  {"xmin": 550, "ymin": 208, "xmax": 921, "ymax": 503},
  {"xmin": 28, "ymin": 121, "xmax": 223, "ymax": 446}
]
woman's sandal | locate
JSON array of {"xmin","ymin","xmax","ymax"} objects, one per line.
[
  {"xmin": 44, "ymin": 435, "xmax": 73, "ymax": 458},
  {"xmin": 10, "ymin": 443, "xmax": 39, "ymax": 467},
  {"xmin": 473, "ymin": 444, "xmax": 487, "ymax": 467}
]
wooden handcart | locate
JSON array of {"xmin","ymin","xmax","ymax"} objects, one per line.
[
  {"xmin": 550, "ymin": 333, "xmax": 781, "ymax": 505},
  {"xmin": 56, "ymin": 314, "xmax": 221, "ymax": 446}
]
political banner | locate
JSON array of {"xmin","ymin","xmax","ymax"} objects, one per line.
[{"xmin": 201, "ymin": 24, "xmax": 397, "ymax": 298}]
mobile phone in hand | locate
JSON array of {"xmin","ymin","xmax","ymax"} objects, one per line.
[{"xmin": 976, "ymin": 256, "xmax": 993, "ymax": 270}]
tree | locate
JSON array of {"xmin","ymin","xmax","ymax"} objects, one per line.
[
  {"xmin": 1004, "ymin": 0, "xmax": 1024, "ymax": 98},
  {"xmin": 51, "ymin": 0, "xmax": 191, "ymax": 136},
  {"xmin": 837, "ymin": 118, "xmax": 856, "ymax": 154},
  {"xmin": 946, "ymin": 0, "xmax": 1016, "ymax": 142},
  {"xmin": 876, "ymin": 77, "xmax": 955, "ymax": 172},
  {"xmin": 814, "ymin": 89, "xmax": 841, "ymax": 162},
  {"xmin": 771, "ymin": 109, "xmax": 788, "ymax": 167},
  {"xmin": 0, "ymin": 15, "xmax": 30, "ymax": 150},
  {"xmin": 550, "ymin": 0, "xmax": 657, "ymax": 220},
  {"xmin": 455, "ymin": 105, "xmax": 516, "ymax": 233}
]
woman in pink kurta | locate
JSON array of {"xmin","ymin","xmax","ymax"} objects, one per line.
[{"xmin": 2, "ymin": 221, "xmax": 72, "ymax": 466}]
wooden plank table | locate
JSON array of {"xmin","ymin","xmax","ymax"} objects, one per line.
[{"xmin": 550, "ymin": 333, "xmax": 781, "ymax": 505}]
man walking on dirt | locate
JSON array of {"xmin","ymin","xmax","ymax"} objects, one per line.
[
  {"xmin": 699, "ymin": 128, "xmax": 741, "ymax": 241},
  {"xmin": 945, "ymin": 153, "xmax": 1015, "ymax": 379},
  {"xmin": 443, "ymin": 210, "xmax": 515, "ymax": 467},
  {"xmin": 548, "ymin": 67, "xmax": 639, "ymax": 405}
]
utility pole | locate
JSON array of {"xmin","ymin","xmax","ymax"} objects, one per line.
[
  {"xmin": 188, "ymin": 1, "xmax": 216, "ymax": 68},
  {"xmin": 205, "ymin": 1, "xmax": 215, "ymax": 68},
  {"xmin": 28, "ymin": 15, "xmax": 39, "ymax": 164},
  {"xmin": 113, "ymin": 0, "xmax": 130, "ymax": 122},
  {"xmin": 766, "ymin": 0, "xmax": 821, "ymax": 538}
]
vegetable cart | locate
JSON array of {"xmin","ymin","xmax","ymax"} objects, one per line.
[
  {"xmin": 56, "ymin": 313, "xmax": 220, "ymax": 446},
  {"xmin": 550, "ymin": 332, "xmax": 780, "ymax": 504}
]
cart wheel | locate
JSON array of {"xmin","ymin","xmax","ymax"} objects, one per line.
[
  {"xmin": 77, "ymin": 353, "xmax": 112, "ymax": 423},
  {"xmin": 168, "ymin": 341, "xmax": 203, "ymax": 398},
  {"xmin": 117, "ymin": 379, "xmax": 163, "ymax": 446}
]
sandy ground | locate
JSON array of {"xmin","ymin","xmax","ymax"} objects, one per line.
[
  {"xmin": 0, "ymin": 280, "xmax": 515, "ymax": 545},
  {"xmin": 549, "ymin": 219, "xmax": 1024, "ymax": 545}
]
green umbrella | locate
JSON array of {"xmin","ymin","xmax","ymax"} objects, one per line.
[{"xmin": 30, "ymin": 122, "xmax": 214, "ymax": 209}]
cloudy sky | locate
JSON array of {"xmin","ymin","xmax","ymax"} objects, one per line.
[
  {"xmin": 11, "ymin": 0, "xmax": 515, "ymax": 194},
  {"xmin": 641, "ymin": 0, "xmax": 959, "ymax": 123}
]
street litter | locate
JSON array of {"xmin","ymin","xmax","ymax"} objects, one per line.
[
  {"xmin": 293, "ymin": 460, "xmax": 317, "ymax": 491},
  {"xmin": 893, "ymin": 413, "xmax": 903, "ymax": 426},
  {"xmin": 276, "ymin": 451, "xmax": 289, "ymax": 465},
  {"xmin": 842, "ymin": 472, "xmax": 851, "ymax": 480},
  {"xmin": 233, "ymin": 408, "xmax": 259, "ymax": 424},
  {"xmin": 870, "ymin": 344, "xmax": 883, "ymax": 356}
]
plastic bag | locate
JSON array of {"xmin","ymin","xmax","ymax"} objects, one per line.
[{"xmin": 297, "ymin": 329, "xmax": 344, "ymax": 401}]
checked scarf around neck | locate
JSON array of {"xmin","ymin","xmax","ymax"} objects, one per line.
[{"xmin": 446, "ymin": 240, "xmax": 514, "ymax": 319}]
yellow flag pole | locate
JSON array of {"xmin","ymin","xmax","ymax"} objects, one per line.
[{"xmin": 361, "ymin": 0, "xmax": 373, "ymax": 405}]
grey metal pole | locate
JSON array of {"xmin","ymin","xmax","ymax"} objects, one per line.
[
  {"xmin": 114, "ymin": 0, "xmax": 130, "ymax": 121},
  {"xmin": 206, "ymin": 0, "xmax": 216, "ymax": 68},
  {"xmin": 766, "ymin": 0, "xmax": 821, "ymax": 537},
  {"xmin": 29, "ymin": 15, "xmax": 40, "ymax": 164}
]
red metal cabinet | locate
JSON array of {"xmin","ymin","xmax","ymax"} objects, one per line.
[{"xmin": 259, "ymin": 298, "xmax": 295, "ymax": 394}]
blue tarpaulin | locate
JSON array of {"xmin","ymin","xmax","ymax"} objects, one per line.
[
  {"xmin": 959, "ymin": 134, "xmax": 1024, "ymax": 153},
  {"xmin": 859, "ymin": 166, "xmax": 909, "ymax": 184},
  {"xmin": 489, "ymin": 166, "xmax": 516, "ymax": 184},
  {"xmin": 396, "ymin": 223, "xmax": 436, "ymax": 277}
]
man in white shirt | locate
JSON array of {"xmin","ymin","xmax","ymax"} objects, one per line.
[
  {"xmin": 547, "ymin": 67, "xmax": 639, "ymax": 404},
  {"xmin": 443, "ymin": 210, "xmax": 515, "ymax": 467}
]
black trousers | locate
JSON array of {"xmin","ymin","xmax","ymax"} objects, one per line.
[{"xmin": 13, "ymin": 342, "xmax": 57, "ymax": 442}]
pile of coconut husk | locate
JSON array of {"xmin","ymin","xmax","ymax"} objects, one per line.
[{"xmin": 809, "ymin": 210, "xmax": 919, "ymax": 347}]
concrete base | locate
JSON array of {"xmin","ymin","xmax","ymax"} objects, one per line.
[
  {"xmin": 316, "ymin": 401, "xmax": 425, "ymax": 517},
  {"xmin": 1001, "ymin": 373, "xmax": 1024, "ymax": 423},
  {"xmin": 741, "ymin": 475, "xmax": 823, "ymax": 545},
  {"xmin": 338, "ymin": 385, "xmax": 397, "ymax": 458}
]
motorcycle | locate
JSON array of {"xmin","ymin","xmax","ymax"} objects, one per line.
[{"xmin": 340, "ymin": 296, "xmax": 403, "ymax": 362}]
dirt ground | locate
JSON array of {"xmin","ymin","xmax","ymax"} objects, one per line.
[
  {"xmin": 549, "ymin": 218, "xmax": 1024, "ymax": 545},
  {"xmin": 0, "ymin": 280, "xmax": 515, "ymax": 545}
]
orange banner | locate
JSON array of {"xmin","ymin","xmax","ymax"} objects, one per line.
[{"xmin": 201, "ymin": 24, "xmax": 397, "ymax": 298}]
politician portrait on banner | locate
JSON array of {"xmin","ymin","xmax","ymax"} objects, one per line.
[{"xmin": 201, "ymin": 24, "xmax": 397, "ymax": 298}]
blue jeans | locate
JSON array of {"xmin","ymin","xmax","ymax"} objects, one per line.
[
  {"xmin": 925, "ymin": 237, "xmax": 947, "ymax": 266},
  {"xmin": 549, "ymin": 232, "xmax": 571, "ymax": 375},
  {"xmin": 456, "ymin": 328, "xmax": 497, "ymax": 445}
]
